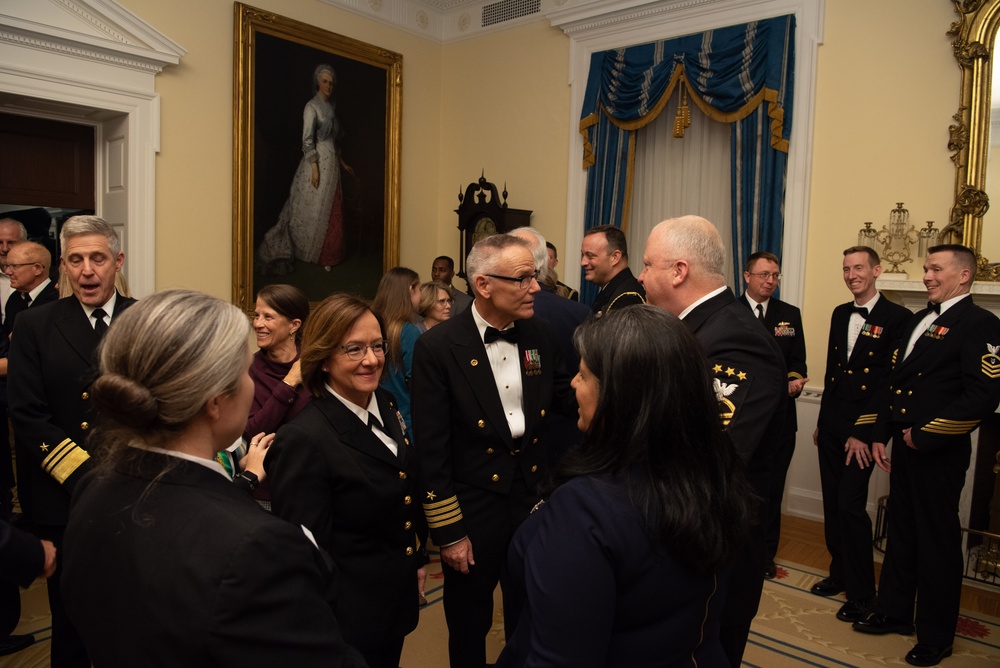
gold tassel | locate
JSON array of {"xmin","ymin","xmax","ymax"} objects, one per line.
[{"xmin": 673, "ymin": 83, "xmax": 691, "ymax": 138}]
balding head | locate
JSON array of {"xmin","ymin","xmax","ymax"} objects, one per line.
[
  {"xmin": 638, "ymin": 215, "xmax": 727, "ymax": 315},
  {"xmin": 6, "ymin": 241, "xmax": 51, "ymax": 293}
]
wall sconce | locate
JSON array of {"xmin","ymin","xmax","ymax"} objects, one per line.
[{"xmin": 857, "ymin": 202, "xmax": 937, "ymax": 274}]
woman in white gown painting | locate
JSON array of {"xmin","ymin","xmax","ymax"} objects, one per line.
[{"xmin": 257, "ymin": 64, "xmax": 346, "ymax": 275}]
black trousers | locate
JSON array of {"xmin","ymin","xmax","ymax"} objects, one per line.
[
  {"xmin": 874, "ymin": 427, "xmax": 969, "ymax": 648},
  {"xmin": 442, "ymin": 473, "xmax": 535, "ymax": 668},
  {"xmin": 36, "ymin": 525, "xmax": 89, "ymax": 668},
  {"xmin": 764, "ymin": 410, "xmax": 797, "ymax": 562},
  {"xmin": 817, "ymin": 424, "xmax": 877, "ymax": 601}
]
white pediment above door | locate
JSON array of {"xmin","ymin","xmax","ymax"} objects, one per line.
[{"xmin": 0, "ymin": 0, "xmax": 185, "ymax": 80}]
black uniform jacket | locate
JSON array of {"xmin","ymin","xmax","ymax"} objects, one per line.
[
  {"xmin": 62, "ymin": 452, "xmax": 365, "ymax": 667},
  {"xmin": 268, "ymin": 388, "xmax": 424, "ymax": 652},
  {"xmin": 872, "ymin": 296, "xmax": 1000, "ymax": 451},
  {"xmin": 411, "ymin": 306, "xmax": 573, "ymax": 546},
  {"xmin": 590, "ymin": 267, "xmax": 645, "ymax": 316},
  {"xmin": 8, "ymin": 294, "xmax": 136, "ymax": 525},
  {"xmin": 740, "ymin": 294, "xmax": 807, "ymax": 428},
  {"xmin": 3, "ymin": 279, "xmax": 59, "ymax": 336},
  {"xmin": 817, "ymin": 296, "xmax": 912, "ymax": 443},
  {"xmin": 684, "ymin": 289, "xmax": 787, "ymax": 464}
]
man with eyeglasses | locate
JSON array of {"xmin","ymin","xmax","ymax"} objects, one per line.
[
  {"xmin": 3, "ymin": 242, "xmax": 58, "ymax": 336},
  {"xmin": 639, "ymin": 216, "xmax": 786, "ymax": 667},
  {"xmin": 738, "ymin": 251, "xmax": 808, "ymax": 581},
  {"xmin": 412, "ymin": 233, "xmax": 574, "ymax": 668}
]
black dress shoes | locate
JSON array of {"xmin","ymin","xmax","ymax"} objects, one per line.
[
  {"xmin": 905, "ymin": 642, "xmax": 952, "ymax": 666},
  {"xmin": 0, "ymin": 634, "xmax": 35, "ymax": 657},
  {"xmin": 851, "ymin": 612, "xmax": 915, "ymax": 635},
  {"xmin": 836, "ymin": 598, "xmax": 873, "ymax": 622},
  {"xmin": 810, "ymin": 576, "xmax": 845, "ymax": 597},
  {"xmin": 764, "ymin": 561, "xmax": 777, "ymax": 579}
]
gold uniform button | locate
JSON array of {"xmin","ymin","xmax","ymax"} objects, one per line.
[
  {"xmin": 406, "ymin": 547, "xmax": 414, "ymax": 556},
  {"xmin": 477, "ymin": 420, "xmax": 485, "ymax": 428},
  {"xmin": 829, "ymin": 376, "xmax": 835, "ymax": 382},
  {"xmin": 80, "ymin": 422, "xmax": 89, "ymax": 430},
  {"xmin": 81, "ymin": 391, "xmax": 89, "ymax": 400},
  {"xmin": 404, "ymin": 495, "xmax": 412, "ymax": 505},
  {"xmin": 907, "ymin": 390, "xmax": 913, "ymax": 396},
  {"xmin": 900, "ymin": 408, "xmax": 907, "ymax": 415},
  {"xmin": 486, "ymin": 448, "xmax": 494, "ymax": 454},
  {"xmin": 847, "ymin": 370, "xmax": 853, "ymax": 375},
  {"xmin": 863, "ymin": 368, "xmax": 869, "ymax": 373},
  {"xmin": 869, "ymin": 351, "xmax": 875, "ymax": 357},
  {"xmin": 530, "ymin": 465, "xmax": 538, "ymax": 473},
  {"xmin": 532, "ymin": 438, "xmax": 538, "ymax": 444},
  {"xmin": 540, "ymin": 409, "xmax": 546, "ymax": 417},
  {"xmin": 399, "ymin": 471, "xmax": 407, "ymax": 479},
  {"xmin": 896, "ymin": 389, "xmax": 902, "ymax": 395},
  {"xmin": 491, "ymin": 474, "xmax": 500, "ymax": 482},
  {"xmin": 404, "ymin": 521, "xmax": 412, "ymax": 530},
  {"xmin": 404, "ymin": 438, "xmax": 410, "ymax": 446}
]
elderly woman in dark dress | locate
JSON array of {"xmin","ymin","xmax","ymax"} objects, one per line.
[
  {"xmin": 497, "ymin": 305, "xmax": 754, "ymax": 667},
  {"xmin": 268, "ymin": 293, "xmax": 426, "ymax": 668}
]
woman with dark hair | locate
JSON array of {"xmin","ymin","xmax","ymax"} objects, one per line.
[
  {"xmin": 371, "ymin": 267, "xmax": 421, "ymax": 432},
  {"xmin": 497, "ymin": 305, "xmax": 754, "ymax": 667},
  {"xmin": 60, "ymin": 289, "xmax": 365, "ymax": 666},
  {"xmin": 416, "ymin": 280, "xmax": 453, "ymax": 332},
  {"xmin": 246, "ymin": 284, "xmax": 311, "ymax": 439},
  {"xmin": 268, "ymin": 294, "xmax": 426, "ymax": 668}
]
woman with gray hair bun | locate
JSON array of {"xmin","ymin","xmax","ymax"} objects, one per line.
[{"xmin": 59, "ymin": 289, "xmax": 366, "ymax": 667}]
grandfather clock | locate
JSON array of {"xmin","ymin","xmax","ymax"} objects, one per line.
[{"xmin": 455, "ymin": 172, "xmax": 532, "ymax": 283}]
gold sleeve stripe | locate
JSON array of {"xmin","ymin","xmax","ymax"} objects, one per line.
[
  {"xmin": 42, "ymin": 438, "xmax": 90, "ymax": 484},
  {"xmin": 854, "ymin": 414, "xmax": 877, "ymax": 425},
  {"xmin": 423, "ymin": 495, "xmax": 463, "ymax": 529},
  {"xmin": 788, "ymin": 372, "xmax": 804, "ymax": 380},
  {"xmin": 921, "ymin": 419, "xmax": 980, "ymax": 435}
]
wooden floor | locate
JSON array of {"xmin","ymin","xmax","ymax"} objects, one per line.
[{"xmin": 776, "ymin": 513, "xmax": 1000, "ymax": 617}]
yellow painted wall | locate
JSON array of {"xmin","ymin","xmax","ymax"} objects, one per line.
[
  {"xmin": 802, "ymin": 0, "xmax": 958, "ymax": 376},
  {"xmin": 118, "ymin": 0, "xmax": 444, "ymax": 297},
  {"xmin": 120, "ymin": 0, "xmax": 964, "ymax": 381}
]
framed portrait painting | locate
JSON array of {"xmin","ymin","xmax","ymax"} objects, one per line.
[{"xmin": 233, "ymin": 3, "xmax": 402, "ymax": 311}]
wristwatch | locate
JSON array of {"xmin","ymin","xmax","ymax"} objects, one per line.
[{"xmin": 235, "ymin": 470, "xmax": 259, "ymax": 492}]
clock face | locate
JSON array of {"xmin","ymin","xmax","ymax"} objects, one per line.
[{"xmin": 472, "ymin": 216, "xmax": 497, "ymax": 244}]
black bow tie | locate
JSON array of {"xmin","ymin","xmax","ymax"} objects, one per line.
[
  {"xmin": 484, "ymin": 326, "xmax": 519, "ymax": 344},
  {"xmin": 927, "ymin": 301, "xmax": 941, "ymax": 314},
  {"xmin": 851, "ymin": 305, "xmax": 869, "ymax": 318}
]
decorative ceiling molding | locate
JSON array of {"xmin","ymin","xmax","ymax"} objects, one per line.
[
  {"xmin": 317, "ymin": 0, "xmax": 572, "ymax": 42},
  {"xmin": 0, "ymin": 0, "xmax": 185, "ymax": 76}
]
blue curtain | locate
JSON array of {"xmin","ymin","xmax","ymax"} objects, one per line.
[{"xmin": 579, "ymin": 15, "xmax": 795, "ymax": 302}]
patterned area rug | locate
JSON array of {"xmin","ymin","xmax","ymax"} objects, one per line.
[
  {"xmin": 746, "ymin": 561, "xmax": 1000, "ymax": 667},
  {"xmin": 5, "ymin": 555, "xmax": 998, "ymax": 666}
]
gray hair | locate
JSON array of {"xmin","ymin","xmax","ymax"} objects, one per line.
[
  {"xmin": 509, "ymin": 227, "xmax": 550, "ymax": 282},
  {"xmin": 658, "ymin": 216, "xmax": 726, "ymax": 279},
  {"xmin": 60, "ymin": 215, "xmax": 121, "ymax": 256},
  {"xmin": 91, "ymin": 289, "xmax": 250, "ymax": 443},
  {"xmin": 313, "ymin": 64, "xmax": 336, "ymax": 89},
  {"xmin": 0, "ymin": 218, "xmax": 28, "ymax": 241},
  {"xmin": 466, "ymin": 234, "xmax": 531, "ymax": 284},
  {"xmin": 9, "ymin": 241, "xmax": 51, "ymax": 271}
]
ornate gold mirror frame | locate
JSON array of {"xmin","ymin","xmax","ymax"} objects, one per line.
[{"xmin": 950, "ymin": 0, "xmax": 1000, "ymax": 279}]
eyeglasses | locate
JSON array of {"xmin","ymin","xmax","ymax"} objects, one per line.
[
  {"xmin": 484, "ymin": 270, "xmax": 540, "ymax": 290},
  {"xmin": 436, "ymin": 298, "xmax": 454, "ymax": 306},
  {"xmin": 3, "ymin": 262, "xmax": 39, "ymax": 273},
  {"xmin": 337, "ymin": 340, "xmax": 389, "ymax": 360},
  {"xmin": 748, "ymin": 271, "xmax": 781, "ymax": 281}
]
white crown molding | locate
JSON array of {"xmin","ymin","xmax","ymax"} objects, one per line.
[
  {"xmin": 0, "ymin": 0, "xmax": 185, "ymax": 75},
  {"xmin": 317, "ymin": 0, "xmax": 574, "ymax": 43}
]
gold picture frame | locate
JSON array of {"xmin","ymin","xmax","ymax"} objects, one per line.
[{"xmin": 233, "ymin": 2, "xmax": 402, "ymax": 311}]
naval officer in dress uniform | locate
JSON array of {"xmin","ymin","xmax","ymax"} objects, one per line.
[
  {"xmin": 811, "ymin": 246, "xmax": 911, "ymax": 622},
  {"xmin": 853, "ymin": 244, "xmax": 1000, "ymax": 667},
  {"xmin": 412, "ymin": 233, "xmax": 574, "ymax": 668}
]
